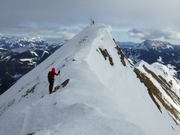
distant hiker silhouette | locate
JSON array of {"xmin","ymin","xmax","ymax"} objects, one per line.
[
  {"xmin": 90, "ymin": 19, "xmax": 95, "ymax": 25},
  {"xmin": 48, "ymin": 67, "xmax": 60, "ymax": 94},
  {"xmin": 92, "ymin": 20, "xmax": 95, "ymax": 25}
]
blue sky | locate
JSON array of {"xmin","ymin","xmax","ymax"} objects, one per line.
[{"xmin": 0, "ymin": 0, "xmax": 180, "ymax": 44}]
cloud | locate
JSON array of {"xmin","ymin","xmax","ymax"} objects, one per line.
[
  {"xmin": 128, "ymin": 29, "xmax": 147, "ymax": 39},
  {"xmin": 0, "ymin": 22, "xmax": 84, "ymax": 41},
  {"xmin": 0, "ymin": 0, "xmax": 180, "ymax": 30},
  {"xmin": 59, "ymin": 31, "xmax": 76, "ymax": 40},
  {"xmin": 128, "ymin": 28, "xmax": 180, "ymax": 41},
  {"xmin": 0, "ymin": 0, "xmax": 180, "ymax": 43},
  {"xmin": 166, "ymin": 31, "xmax": 180, "ymax": 40}
]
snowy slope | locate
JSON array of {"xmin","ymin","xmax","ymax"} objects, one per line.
[
  {"xmin": 0, "ymin": 24, "xmax": 180, "ymax": 135},
  {"xmin": 135, "ymin": 61, "xmax": 180, "ymax": 124},
  {"xmin": 151, "ymin": 62, "xmax": 180, "ymax": 97}
]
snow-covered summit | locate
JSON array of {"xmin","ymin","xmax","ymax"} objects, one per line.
[
  {"xmin": 137, "ymin": 40, "xmax": 174, "ymax": 50},
  {"xmin": 0, "ymin": 24, "xmax": 179, "ymax": 135}
]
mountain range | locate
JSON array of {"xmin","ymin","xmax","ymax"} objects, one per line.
[
  {"xmin": 0, "ymin": 36, "xmax": 64, "ymax": 94},
  {"xmin": 119, "ymin": 40, "xmax": 180, "ymax": 76}
]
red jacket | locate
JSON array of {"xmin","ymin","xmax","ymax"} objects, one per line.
[{"xmin": 48, "ymin": 68, "xmax": 60, "ymax": 80}]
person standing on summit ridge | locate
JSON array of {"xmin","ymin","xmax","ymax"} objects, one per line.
[
  {"xmin": 48, "ymin": 67, "xmax": 60, "ymax": 94},
  {"xmin": 90, "ymin": 18, "xmax": 95, "ymax": 25}
]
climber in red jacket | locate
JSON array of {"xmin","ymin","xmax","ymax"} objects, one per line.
[{"xmin": 48, "ymin": 67, "xmax": 60, "ymax": 94}]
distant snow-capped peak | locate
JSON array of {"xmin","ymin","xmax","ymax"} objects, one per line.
[{"xmin": 137, "ymin": 40, "xmax": 174, "ymax": 50}]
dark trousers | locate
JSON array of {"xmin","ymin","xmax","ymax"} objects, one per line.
[{"xmin": 48, "ymin": 79, "xmax": 54, "ymax": 94}]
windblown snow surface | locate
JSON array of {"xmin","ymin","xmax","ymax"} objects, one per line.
[{"xmin": 0, "ymin": 24, "xmax": 179, "ymax": 135}]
